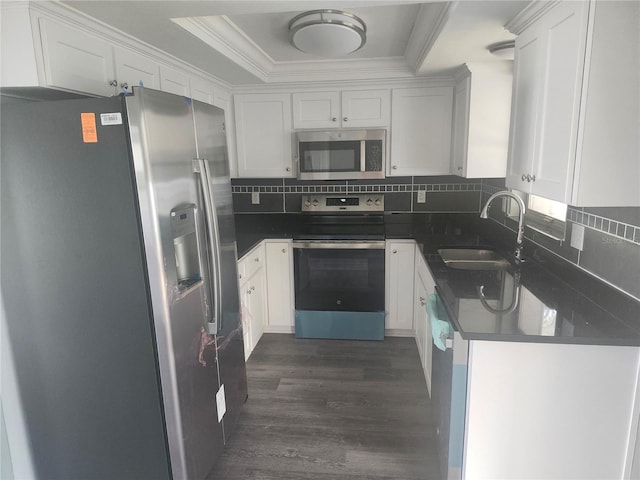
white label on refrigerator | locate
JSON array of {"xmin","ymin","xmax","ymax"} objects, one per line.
[
  {"xmin": 216, "ymin": 384, "xmax": 226, "ymax": 422},
  {"xmin": 100, "ymin": 113, "xmax": 122, "ymax": 125}
]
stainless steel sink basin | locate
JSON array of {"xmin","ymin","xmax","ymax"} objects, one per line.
[{"xmin": 437, "ymin": 248, "xmax": 511, "ymax": 270}]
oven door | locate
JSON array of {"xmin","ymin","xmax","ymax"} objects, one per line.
[{"xmin": 292, "ymin": 241, "xmax": 386, "ymax": 340}]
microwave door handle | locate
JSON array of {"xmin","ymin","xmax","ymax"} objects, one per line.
[
  {"xmin": 360, "ymin": 140, "xmax": 366, "ymax": 172},
  {"xmin": 193, "ymin": 158, "xmax": 222, "ymax": 335}
]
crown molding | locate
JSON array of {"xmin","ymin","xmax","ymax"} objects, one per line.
[
  {"xmin": 171, "ymin": 15, "xmax": 272, "ymax": 83},
  {"xmin": 405, "ymin": 2, "xmax": 456, "ymax": 73},
  {"xmin": 266, "ymin": 57, "xmax": 415, "ymax": 84},
  {"xmin": 505, "ymin": 1, "xmax": 558, "ymax": 35},
  {"xmin": 173, "ymin": 12, "xmax": 454, "ymax": 85}
]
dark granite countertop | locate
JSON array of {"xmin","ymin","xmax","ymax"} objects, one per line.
[{"xmin": 234, "ymin": 212, "xmax": 640, "ymax": 346}]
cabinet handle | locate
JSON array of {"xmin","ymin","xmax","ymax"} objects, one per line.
[
  {"xmin": 531, "ymin": 175, "xmax": 536, "ymax": 182},
  {"xmin": 119, "ymin": 82, "xmax": 129, "ymax": 91},
  {"xmin": 419, "ymin": 296, "xmax": 426, "ymax": 306},
  {"xmin": 251, "ymin": 285, "xmax": 255, "ymax": 291},
  {"xmin": 521, "ymin": 174, "xmax": 527, "ymax": 182},
  {"xmin": 254, "ymin": 257, "xmax": 259, "ymax": 262},
  {"xmin": 392, "ymin": 165, "xmax": 398, "ymax": 170},
  {"xmin": 457, "ymin": 166, "xmax": 462, "ymax": 171},
  {"xmin": 282, "ymin": 248, "xmax": 286, "ymax": 253},
  {"xmin": 343, "ymin": 117, "xmax": 348, "ymax": 122},
  {"xmin": 108, "ymin": 80, "xmax": 118, "ymax": 87},
  {"xmin": 246, "ymin": 288, "xmax": 252, "ymax": 294},
  {"xmin": 392, "ymin": 249, "xmax": 397, "ymax": 254},
  {"xmin": 286, "ymin": 167, "xmax": 291, "ymax": 172},
  {"xmin": 331, "ymin": 117, "xmax": 337, "ymax": 122}
]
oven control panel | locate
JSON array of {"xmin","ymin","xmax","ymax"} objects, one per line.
[{"xmin": 301, "ymin": 194, "xmax": 384, "ymax": 213}]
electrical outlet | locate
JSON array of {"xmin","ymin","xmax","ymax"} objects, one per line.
[
  {"xmin": 216, "ymin": 384, "xmax": 226, "ymax": 422},
  {"xmin": 417, "ymin": 190, "xmax": 426, "ymax": 204},
  {"xmin": 251, "ymin": 191, "xmax": 260, "ymax": 205},
  {"xmin": 570, "ymin": 224, "xmax": 585, "ymax": 251}
]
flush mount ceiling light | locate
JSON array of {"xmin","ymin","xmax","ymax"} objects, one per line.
[
  {"xmin": 288, "ymin": 10, "xmax": 367, "ymax": 57},
  {"xmin": 488, "ymin": 40, "xmax": 516, "ymax": 60}
]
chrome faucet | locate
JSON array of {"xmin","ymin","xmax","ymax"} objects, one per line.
[{"xmin": 480, "ymin": 191, "xmax": 526, "ymax": 263}]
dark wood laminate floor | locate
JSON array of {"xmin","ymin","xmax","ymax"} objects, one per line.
[{"xmin": 207, "ymin": 334, "xmax": 441, "ymax": 480}]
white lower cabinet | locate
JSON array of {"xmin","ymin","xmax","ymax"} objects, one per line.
[
  {"xmin": 238, "ymin": 240, "xmax": 295, "ymax": 359},
  {"xmin": 264, "ymin": 240, "xmax": 295, "ymax": 333},
  {"xmin": 414, "ymin": 247, "xmax": 435, "ymax": 397},
  {"xmin": 238, "ymin": 243, "xmax": 266, "ymax": 360},
  {"xmin": 385, "ymin": 240, "xmax": 416, "ymax": 333},
  {"xmin": 462, "ymin": 341, "xmax": 640, "ymax": 478}
]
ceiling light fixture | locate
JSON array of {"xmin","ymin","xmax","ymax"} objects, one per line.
[
  {"xmin": 288, "ymin": 10, "xmax": 366, "ymax": 58},
  {"xmin": 488, "ymin": 40, "xmax": 516, "ymax": 60}
]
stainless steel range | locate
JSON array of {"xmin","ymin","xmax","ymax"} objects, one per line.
[{"xmin": 292, "ymin": 194, "xmax": 385, "ymax": 340}]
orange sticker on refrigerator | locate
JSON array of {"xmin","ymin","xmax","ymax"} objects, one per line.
[{"xmin": 81, "ymin": 113, "xmax": 98, "ymax": 143}]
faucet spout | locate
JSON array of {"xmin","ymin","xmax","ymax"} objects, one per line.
[{"xmin": 480, "ymin": 191, "xmax": 526, "ymax": 262}]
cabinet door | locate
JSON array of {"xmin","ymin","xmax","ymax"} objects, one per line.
[
  {"xmin": 39, "ymin": 17, "xmax": 115, "ymax": 96},
  {"xmin": 507, "ymin": 2, "xmax": 589, "ymax": 201},
  {"xmin": 413, "ymin": 259, "xmax": 428, "ymax": 368},
  {"xmin": 415, "ymin": 250, "xmax": 435, "ymax": 396},
  {"xmin": 385, "ymin": 241, "xmax": 415, "ymax": 331},
  {"xmin": 213, "ymin": 90, "xmax": 238, "ymax": 178},
  {"xmin": 234, "ymin": 93, "xmax": 293, "ymax": 177},
  {"xmin": 506, "ymin": 25, "xmax": 542, "ymax": 194},
  {"xmin": 113, "ymin": 46, "xmax": 160, "ymax": 94},
  {"xmin": 532, "ymin": 1, "xmax": 589, "ymax": 203},
  {"xmin": 239, "ymin": 279, "xmax": 252, "ymax": 361},
  {"xmin": 264, "ymin": 241, "xmax": 294, "ymax": 332},
  {"xmin": 389, "ymin": 87, "xmax": 453, "ymax": 176},
  {"xmin": 451, "ymin": 74, "xmax": 471, "ymax": 177},
  {"xmin": 292, "ymin": 91, "xmax": 340, "ymax": 129},
  {"xmin": 159, "ymin": 65, "xmax": 190, "ymax": 97},
  {"xmin": 241, "ymin": 267, "xmax": 266, "ymax": 359},
  {"xmin": 341, "ymin": 89, "xmax": 390, "ymax": 127},
  {"xmin": 190, "ymin": 76, "xmax": 216, "ymax": 105}
]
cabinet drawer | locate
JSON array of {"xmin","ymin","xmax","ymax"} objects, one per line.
[{"xmin": 238, "ymin": 243, "xmax": 265, "ymax": 283}]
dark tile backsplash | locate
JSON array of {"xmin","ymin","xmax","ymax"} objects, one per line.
[
  {"xmin": 231, "ymin": 176, "xmax": 481, "ymax": 214},
  {"xmin": 481, "ymin": 179, "xmax": 640, "ymax": 301},
  {"xmin": 231, "ymin": 176, "xmax": 639, "ymax": 300}
]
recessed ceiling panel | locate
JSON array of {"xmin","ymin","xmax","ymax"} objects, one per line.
[{"xmin": 228, "ymin": 5, "xmax": 421, "ymax": 62}]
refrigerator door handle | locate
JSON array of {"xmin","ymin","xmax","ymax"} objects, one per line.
[{"xmin": 193, "ymin": 158, "xmax": 222, "ymax": 335}]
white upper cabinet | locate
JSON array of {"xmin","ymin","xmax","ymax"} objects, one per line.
[
  {"xmin": 389, "ymin": 86, "xmax": 453, "ymax": 176},
  {"xmin": 292, "ymin": 91, "xmax": 340, "ymax": 129},
  {"xmin": 22, "ymin": 16, "xmax": 161, "ymax": 97},
  {"xmin": 189, "ymin": 76, "xmax": 216, "ymax": 105},
  {"xmin": 113, "ymin": 46, "xmax": 160, "ymax": 93},
  {"xmin": 507, "ymin": 0, "xmax": 639, "ymax": 206},
  {"xmin": 1, "ymin": 3, "xmax": 227, "ymax": 105},
  {"xmin": 292, "ymin": 89, "xmax": 390, "ymax": 129},
  {"xmin": 40, "ymin": 17, "xmax": 116, "ymax": 97},
  {"xmin": 234, "ymin": 93, "xmax": 294, "ymax": 178},
  {"xmin": 341, "ymin": 90, "xmax": 390, "ymax": 127},
  {"xmin": 159, "ymin": 65, "xmax": 190, "ymax": 97},
  {"xmin": 451, "ymin": 63, "xmax": 512, "ymax": 178}
]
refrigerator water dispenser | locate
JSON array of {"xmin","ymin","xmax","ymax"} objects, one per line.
[{"xmin": 170, "ymin": 204, "xmax": 202, "ymax": 290}]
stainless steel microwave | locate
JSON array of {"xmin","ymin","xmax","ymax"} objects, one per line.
[{"xmin": 295, "ymin": 129, "xmax": 386, "ymax": 180}]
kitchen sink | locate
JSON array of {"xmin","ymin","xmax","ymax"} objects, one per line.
[{"xmin": 437, "ymin": 248, "xmax": 511, "ymax": 270}]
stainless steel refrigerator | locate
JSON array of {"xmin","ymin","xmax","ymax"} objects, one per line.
[{"xmin": 1, "ymin": 88, "xmax": 248, "ymax": 479}]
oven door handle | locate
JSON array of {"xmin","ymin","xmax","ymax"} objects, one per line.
[{"xmin": 292, "ymin": 241, "xmax": 385, "ymax": 250}]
